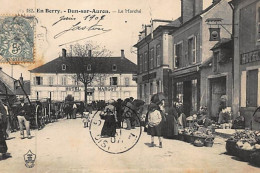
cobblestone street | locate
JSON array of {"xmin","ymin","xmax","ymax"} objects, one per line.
[{"xmin": 0, "ymin": 115, "xmax": 259, "ymax": 173}]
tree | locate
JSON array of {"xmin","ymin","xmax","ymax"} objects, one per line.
[{"xmin": 67, "ymin": 41, "xmax": 112, "ymax": 104}]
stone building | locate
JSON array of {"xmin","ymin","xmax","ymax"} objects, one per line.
[
  {"xmin": 29, "ymin": 49, "xmax": 137, "ymax": 102},
  {"xmin": 232, "ymin": 0, "xmax": 260, "ymax": 128},
  {"xmin": 134, "ymin": 19, "xmax": 181, "ymax": 104},
  {"xmin": 170, "ymin": 0, "xmax": 232, "ymax": 116}
]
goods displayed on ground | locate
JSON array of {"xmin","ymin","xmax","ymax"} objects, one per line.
[
  {"xmin": 178, "ymin": 127, "xmax": 215, "ymax": 147},
  {"xmin": 226, "ymin": 130, "xmax": 260, "ymax": 166}
]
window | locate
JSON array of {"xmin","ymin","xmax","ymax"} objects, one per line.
[
  {"xmin": 100, "ymin": 78, "xmax": 105, "ymax": 86},
  {"xmin": 176, "ymin": 82, "xmax": 183, "ymax": 104},
  {"xmin": 74, "ymin": 79, "xmax": 79, "ymax": 86},
  {"xmin": 61, "ymin": 76, "xmax": 67, "ymax": 85},
  {"xmin": 191, "ymin": 80, "xmax": 198, "ymax": 112},
  {"xmin": 156, "ymin": 80, "xmax": 161, "ymax": 93},
  {"xmin": 246, "ymin": 69, "xmax": 258, "ymax": 107},
  {"xmin": 144, "ymin": 52, "xmax": 148, "ymax": 72},
  {"xmin": 188, "ymin": 36, "xmax": 196, "ymax": 64},
  {"xmin": 62, "ymin": 64, "xmax": 66, "ymax": 71},
  {"xmin": 48, "ymin": 76, "xmax": 54, "ymax": 85},
  {"xmin": 156, "ymin": 44, "xmax": 161, "ymax": 67},
  {"xmin": 125, "ymin": 77, "xmax": 130, "ymax": 86},
  {"xmin": 174, "ymin": 43, "xmax": 183, "ymax": 68},
  {"xmin": 35, "ymin": 76, "xmax": 43, "ymax": 85},
  {"xmin": 74, "ymin": 92, "xmax": 80, "ymax": 101},
  {"xmin": 150, "ymin": 82, "xmax": 153, "ymax": 95},
  {"xmin": 139, "ymin": 54, "xmax": 143, "ymax": 73},
  {"xmin": 257, "ymin": 5, "xmax": 260, "ymax": 42},
  {"xmin": 110, "ymin": 77, "xmax": 118, "ymax": 86},
  {"xmin": 213, "ymin": 51, "xmax": 220, "ymax": 73},
  {"xmin": 112, "ymin": 64, "xmax": 117, "ymax": 71},
  {"xmin": 139, "ymin": 84, "xmax": 142, "ymax": 98},
  {"xmin": 150, "ymin": 48, "xmax": 154, "ymax": 69},
  {"xmin": 48, "ymin": 91, "xmax": 54, "ymax": 98},
  {"xmin": 61, "ymin": 91, "xmax": 67, "ymax": 100},
  {"xmin": 35, "ymin": 91, "xmax": 41, "ymax": 99},
  {"xmin": 87, "ymin": 64, "xmax": 91, "ymax": 71}
]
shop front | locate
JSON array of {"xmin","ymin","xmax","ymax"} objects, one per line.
[{"xmin": 171, "ymin": 66, "xmax": 200, "ymax": 117}]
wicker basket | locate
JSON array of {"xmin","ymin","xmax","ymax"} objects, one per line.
[
  {"xmin": 249, "ymin": 150, "xmax": 260, "ymax": 167},
  {"xmin": 186, "ymin": 135, "xmax": 195, "ymax": 143},
  {"xmin": 178, "ymin": 134, "xmax": 185, "ymax": 141},
  {"xmin": 183, "ymin": 134, "xmax": 190, "ymax": 142},
  {"xmin": 237, "ymin": 148, "xmax": 256, "ymax": 162},
  {"xmin": 204, "ymin": 138, "xmax": 214, "ymax": 147},
  {"xmin": 225, "ymin": 139, "xmax": 238, "ymax": 156},
  {"xmin": 194, "ymin": 139, "xmax": 204, "ymax": 147},
  {"xmin": 193, "ymin": 136, "xmax": 207, "ymax": 144}
]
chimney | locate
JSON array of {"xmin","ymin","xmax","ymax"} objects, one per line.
[
  {"xmin": 62, "ymin": 48, "xmax": 66, "ymax": 58},
  {"xmin": 121, "ymin": 49, "xmax": 125, "ymax": 59},
  {"xmin": 181, "ymin": 0, "xmax": 203, "ymax": 24},
  {"xmin": 19, "ymin": 73, "xmax": 24, "ymax": 86},
  {"xmin": 88, "ymin": 50, "xmax": 92, "ymax": 57}
]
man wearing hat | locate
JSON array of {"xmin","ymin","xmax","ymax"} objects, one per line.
[{"xmin": 16, "ymin": 98, "xmax": 31, "ymax": 139}]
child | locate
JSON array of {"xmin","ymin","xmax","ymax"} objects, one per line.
[
  {"xmin": 82, "ymin": 112, "xmax": 90, "ymax": 128},
  {"xmin": 147, "ymin": 103, "xmax": 163, "ymax": 148}
]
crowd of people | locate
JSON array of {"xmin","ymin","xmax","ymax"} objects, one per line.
[{"xmin": 0, "ymin": 93, "xmax": 216, "ymax": 159}]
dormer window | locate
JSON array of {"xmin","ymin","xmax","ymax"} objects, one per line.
[
  {"xmin": 62, "ymin": 64, "xmax": 66, "ymax": 71},
  {"xmin": 112, "ymin": 64, "xmax": 117, "ymax": 71},
  {"xmin": 87, "ymin": 64, "xmax": 91, "ymax": 71}
]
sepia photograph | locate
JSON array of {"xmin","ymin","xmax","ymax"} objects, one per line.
[{"xmin": 0, "ymin": 0, "xmax": 260, "ymax": 172}]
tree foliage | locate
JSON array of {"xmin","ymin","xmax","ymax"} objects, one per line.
[{"xmin": 66, "ymin": 41, "xmax": 112, "ymax": 102}]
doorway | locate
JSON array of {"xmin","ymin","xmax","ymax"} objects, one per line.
[{"xmin": 210, "ymin": 77, "xmax": 226, "ymax": 119}]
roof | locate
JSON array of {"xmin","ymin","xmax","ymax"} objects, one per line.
[
  {"xmin": 211, "ymin": 38, "xmax": 232, "ymax": 50},
  {"xmin": 134, "ymin": 18, "xmax": 181, "ymax": 48},
  {"xmin": 169, "ymin": 0, "xmax": 222, "ymax": 35},
  {"xmin": 165, "ymin": 17, "xmax": 182, "ymax": 27},
  {"xmin": 200, "ymin": 56, "xmax": 213, "ymax": 68},
  {"xmin": 15, "ymin": 80, "xmax": 31, "ymax": 95},
  {"xmin": 0, "ymin": 79, "xmax": 14, "ymax": 96},
  {"xmin": 30, "ymin": 56, "xmax": 137, "ymax": 74}
]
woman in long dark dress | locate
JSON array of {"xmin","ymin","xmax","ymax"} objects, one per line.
[
  {"xmin": 101, "ymin": 100, "xmax": 117, "ymax": 138},
  {"xmin": 162, "ymin": 104, "xmax": 179, "ymax": 139},
  {"xmin": 0, "ymin": 102, "xmax": 8, "ymax": 159}
]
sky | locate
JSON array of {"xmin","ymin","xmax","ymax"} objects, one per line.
[{"xmin": 0, "ymin": 0, "xmax": 212, "ymax": 80}]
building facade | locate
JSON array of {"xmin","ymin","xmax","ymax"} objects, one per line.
[
  {"xmin": 170, "ymin": 0, "xmax": 232, "ymax": 116},
  {"xmin": 200, "ymin": 38, "xmax": 233, "ymax": 120},
  {"xmin": 232, "ymin": 0, "xmax": 260, "ymax": 128},
  {"xmin": 134, "ymin": 19, "xmax": 181, "ymax": 104},
  {"xmin": 30, "ymin": 49, "xmax": 137, "ymax": 102}
]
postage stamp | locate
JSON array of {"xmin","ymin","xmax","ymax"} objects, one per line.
[
  {"xmin": 89, "ymin": 110, "xmax": 142, "ymax": 154},
  {"xmin": 0, "ymin": 15, "xmax": 35, "ymax": 64}
]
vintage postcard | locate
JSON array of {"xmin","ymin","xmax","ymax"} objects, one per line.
[{"xmin": 0, "ymin": 0, "xmax": 260, "ymax": 172}]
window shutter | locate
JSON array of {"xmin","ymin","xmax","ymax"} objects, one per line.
[
  {"xmin": 173, "ymin": 44, "xmax": 176, "ymax": 68},
  {"xmin": 258, "ymin": 69, "xmax": 260, "ymax": 106},
  {"xmin": 193, "ymin": 36, "xmax": 197, "ymax": 63},
  {"xmin": 241, "ymin": 71, "xmax": 246, "ymax": 107},
  {"xmin": 33, "ymin": 77, "xmax": 36, "ymax": 85},
  {"xmin": 40, "ymin": 77, "xmax": 43, "ymax": 85}
]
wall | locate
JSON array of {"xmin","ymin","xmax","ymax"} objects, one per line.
[
  {"xmin": 30, "ymin": 73, "xmax": 137, "ymax": 101},
  {"xmin": 200, "ymin": 60, "xmax": 233, "ymax": 116},
  {"xmin": 136, "ymin": 28, "xmax": 172, "ymax": 103},
  {"xmin": 201, "ymin": 0, "xmax": 233, "ymax": 63},
  {"xmin": 173, "ymin": 19, "xmax": 201, "ymax": 67},
  {"xmin": 233, "ymin": 0, "xmax": 260, "ymax": 126}
]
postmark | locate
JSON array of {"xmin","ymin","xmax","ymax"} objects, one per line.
[
  {"xmin": 0, "ymin": 15, "xmax": 35, "ymax": 63},
  {"xmin": 89, "ymin": 110, "xmax": 142, "ymax": 154}
]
